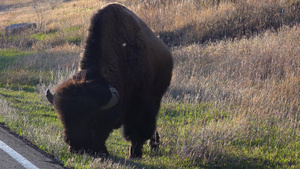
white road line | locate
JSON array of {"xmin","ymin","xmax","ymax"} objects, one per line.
[{"xmin": 0, "ymin": 140, "xmax": 39, "ymax": 169}]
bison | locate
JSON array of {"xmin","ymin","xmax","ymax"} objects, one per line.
[{"xmin": 46, "ymin": 3, "xmax": 173, "ymax": 158}]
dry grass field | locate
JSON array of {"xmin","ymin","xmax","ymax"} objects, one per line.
[{"xmin": 0, "ymin": 0, "xmax": 299, "ymax": 168}]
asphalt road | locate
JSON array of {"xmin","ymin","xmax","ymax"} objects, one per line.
[{"xmin": 0, "ymin": 124, "xmax": 66, "ymax": 169}]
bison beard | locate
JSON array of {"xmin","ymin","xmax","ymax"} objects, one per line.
[{"xmin": 46, "ymin": 3, "xmax": 173, "ymax": 158}]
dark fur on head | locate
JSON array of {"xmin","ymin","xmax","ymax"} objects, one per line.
[{"xmin": 52, "ymin": 70, "xmax": 117, "ymax": 154}]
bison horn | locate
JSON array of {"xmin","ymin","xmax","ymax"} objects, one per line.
[
  {"xmin": 46, "ymin": 89, "xmax": 54, "ymax": 104},
  {"xmin": 100, "ymin": 85, "xmax": 119, "ymax": 110}
]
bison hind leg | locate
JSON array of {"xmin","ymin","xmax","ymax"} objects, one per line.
[{"xmin": 148, "ymin": 130, "xmax": 160, "ymax": 152}]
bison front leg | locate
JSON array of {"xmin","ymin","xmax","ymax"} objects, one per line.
[
  {"xmin": 124, "ymin": 93, "xmax": 159, "ymax": 158},
  {"xmin": 129, "ymin": 141, "xmax": 144, "ymax": 158}
]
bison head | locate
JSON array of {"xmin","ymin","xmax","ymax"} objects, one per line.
[{"xmin": 46, "ymin": 71, "xmax": 119, "ymax": 154}]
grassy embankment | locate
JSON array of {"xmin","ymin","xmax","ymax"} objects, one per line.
[{"xmin": 0, "ymin": 0, "xmax": 299, "ymax": 168}]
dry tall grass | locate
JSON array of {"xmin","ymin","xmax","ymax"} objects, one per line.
[
  {"xmin": 134, "ymin": 0, "xmax": 300, "ymax": 46},
  {"xmin": 1, "ymin": 0, "xmax": 299, "ymax": 48},
  {"xmin": 163, "ymin": 25, "xmax": 300, "ymax": 165}
]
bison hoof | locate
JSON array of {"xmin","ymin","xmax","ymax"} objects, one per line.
[
  {"xmin": 149, "ymin": 142, "xmax": 159, "ymax": 152},
  {"xmin": 85, "ymin": 150, "xmax": 109, "ymax": 158}
]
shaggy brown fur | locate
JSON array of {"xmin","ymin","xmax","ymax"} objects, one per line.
[{"xmin": 46, "ymin": 3, "xmax": 173, "ymax": 158}]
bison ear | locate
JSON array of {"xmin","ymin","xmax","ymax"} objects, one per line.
[{"xmin": 46, "ymin": 89, "xmax": 54, "ymax": 105}]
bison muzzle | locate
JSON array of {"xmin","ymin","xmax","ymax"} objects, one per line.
[{"xmin": 46, "ymin": 3, "xmax": 173, "ymax": 158}]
